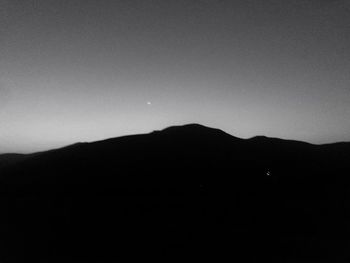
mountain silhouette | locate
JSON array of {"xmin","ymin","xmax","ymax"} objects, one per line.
[{"xmin": 0, "ymin": 123, "xmax": 350, "ymax": 262}]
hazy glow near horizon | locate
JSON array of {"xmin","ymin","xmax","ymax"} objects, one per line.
[{"xmin": 1, "ymin": 0, "xmax": 350, "ymax": 153}]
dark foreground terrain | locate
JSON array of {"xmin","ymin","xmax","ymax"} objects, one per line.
[{"xmin": 0, "ymin": 124, "xmax": 350, "ymax": 262}]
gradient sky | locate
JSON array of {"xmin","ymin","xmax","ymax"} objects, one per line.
[{"xmin": 1, "ymin": 0, "xmax": 350, "ymax": 153}]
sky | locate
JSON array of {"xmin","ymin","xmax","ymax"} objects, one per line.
[{"xmin": 0, "ymin": 0, "xmax": 350, "ymax": 153}]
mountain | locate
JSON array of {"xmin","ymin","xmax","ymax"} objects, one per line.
[
  {"xmin": 0, "ymin": 153, "xmax": 27, "ymax": 168},
  {"xmin": 0, "ymin": 123, "xmax": 350, "ymax": 262}
]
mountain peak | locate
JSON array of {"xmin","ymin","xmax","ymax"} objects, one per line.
[
  {"xmin": 162, "ymin": 123, "xmax": 212, "ymax": 130},
  {"xmin": 159, "ymin": 123, "xmax": 226, "ymax": 135},
  {"xmin": 152, "ymin": 123, "xmax": 238, "ymax": 141}
]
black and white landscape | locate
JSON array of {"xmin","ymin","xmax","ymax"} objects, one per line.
[
  {"xmin": 0, "ymin": 124, "xmax": 350, "ymax": 262},
  {"xmin": 1, "ymin": 1, "xmax": 350, "ymax": 262}
]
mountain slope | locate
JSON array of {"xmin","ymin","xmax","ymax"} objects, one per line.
[{"xmin": 0, "ymin": 124, "xmax": 350, "ymax": 262}]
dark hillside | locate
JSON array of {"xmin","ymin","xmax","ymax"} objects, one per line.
[{"xmin": 0, "ymin": 124, "xmax": 349, "ymax": 262}]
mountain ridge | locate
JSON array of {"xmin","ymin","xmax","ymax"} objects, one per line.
[
  {"xmin": 1, "ymin": 123, "xmax": 345, "ymax": 159},
  {"xmin": 0, "ymin": 123, "xmax": 350, "ymax": 262}
]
